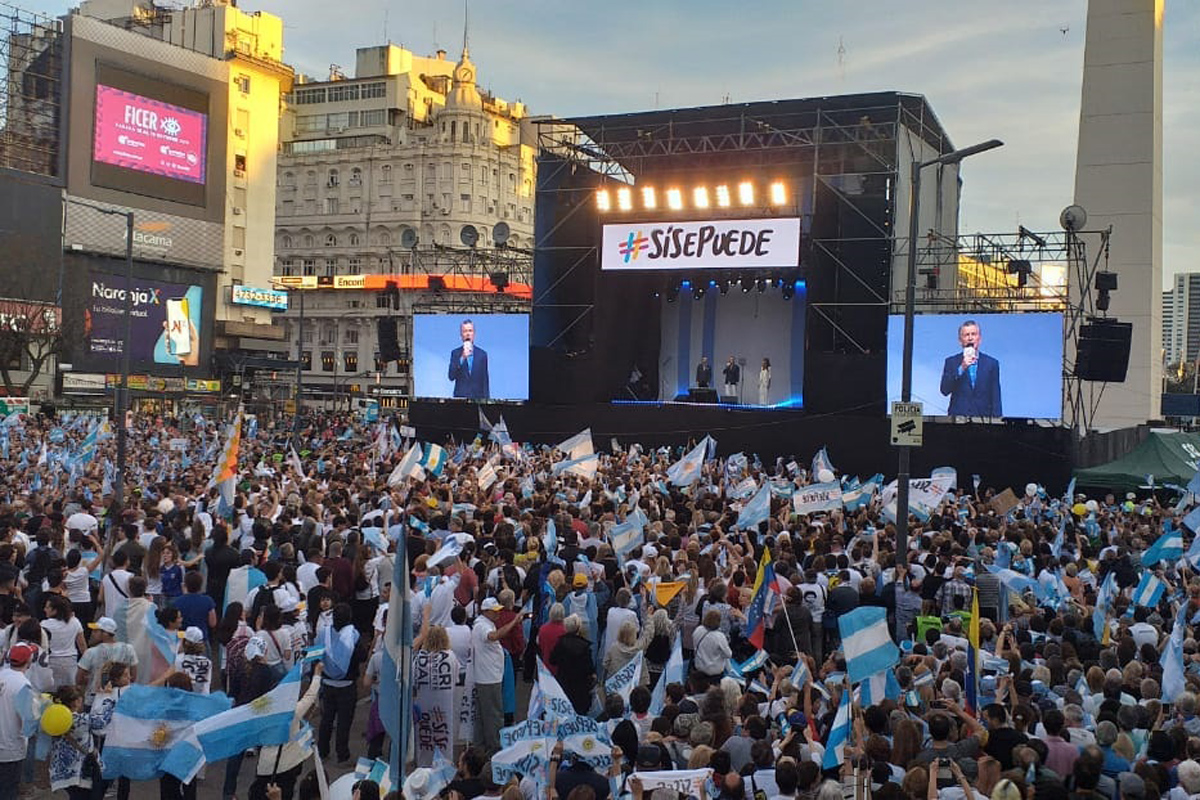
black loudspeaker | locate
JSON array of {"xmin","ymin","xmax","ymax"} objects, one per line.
[
  {"xmin": 377, "ymin": 317, "xmax": 402, "ymax": 362},
  {"xmin": 1075, "ymin": 320, "xmax": 1132, "ymax": 382}
]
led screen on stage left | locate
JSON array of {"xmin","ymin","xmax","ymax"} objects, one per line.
[{"xmin": 413, "ymin": 314, "xmax": 530, "ymax": 401}]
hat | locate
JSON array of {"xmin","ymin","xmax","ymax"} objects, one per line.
[
  {"xmin": 635, "ymin": 745, "xmax": 665, "ymax": 769},
  {"xmin": 573, "ymin": 573, "xmax": 588, "ymax": 588},
  {"xmin": 89, "ymin": 617, "xmax": 117, "ymax": 635},
  {"xmin": 643, "ymin": 544, "xmax": 658, "ymax": 559},
  {"xmin": 480, "ymin": 597, "xmax": 503, "ymax": 612},
  {"xmin": 183, "ymin": 627, "xmax": 204, "ymax": 644},
  {"xmin": 244, "ymin": 635, "xmax": 267, "ymax": 661},
  {"xmin": 403, "ymin": 768, "xmax": 435, "ymax": 800},
  {"xmin": 7, "ymin": 643, "xmax": 35, "ymax": 667},
  {"xmin": 1119, "ymin": 773, "xmax": 1146, "ymax": 800}
]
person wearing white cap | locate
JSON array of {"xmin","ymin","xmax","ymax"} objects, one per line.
[
  {"xmin": 75, "ymin": 617, "xmax": 137, "ymax": 702},
  {"xmin": 472, "ymin": 596, "xmax": 527, "ymax": 757},
  {"xmin": 174, "ymin": 627, "xmax": 213, "ymax": 695}
]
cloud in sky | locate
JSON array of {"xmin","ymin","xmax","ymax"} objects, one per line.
[{"xmin": 44, "ymin": 0, "xmax": 1199, "ymax": 276}]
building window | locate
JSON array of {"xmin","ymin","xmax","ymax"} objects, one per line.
[
  {"xmin": 301, "ymin": 328, "xmax": 314, "ymax": 344},
  {"xmin": 328, "ymin": 169, "xmax": 339, "ymax": 187},
  {"xmin": 345, "ymin": 327, "xmax": 359, "ymax": 344},
  {"xmin": 234, "ymin": 154, "xmax": 246, "ymax": 173},
  {"xmin": 361, "ymin": 82, "xmax": 386, "ymax": 99},
  {"xmin": 376, "ymin": 294, "xmax": 390, "ymax": 309},
  {"xmin": 326, "ymin": 197, "xmax": 339, "ymax": 214},
  {"xmin": 344, "ymin": 352, "xmax": 358, "ymax": 372},
  {"xmin": 281, "ymin": 200, "xmax": 294, "ymax": 216},
  {"xmin": 377, "ymin": 231, "xmax": 391, "ymax": 246},
  {"xmin": 300, "ymin": 351, "xmax": 312, "ymax": 370},
  {"xmin": 235, "ymin": 74, "xmax": 251, "ymax": 94},
  {"xmin": 324, "ymin": 259, "xmax": 336, "ymax": 277},
  {"xmin": 349, "ymin": 167, "xmax": 362, "ymax": 186},
  {"xmin": 303, "ymin": 259, "xmax": 315, "ymax": 276},
  {"xmin": 303, "ymin": 234, "xmax": 315, "ymax": 248},
  {"xmin": 281, "ymin": 235, "xmax": 293, "ymax": 249},
  {"xmin": 279, "ymin": 258, "xmax": 294, "ymax": 276},
  {"xmin": 404, "ymin": 163, "xmax": 414, "ymax": 171},
  {"xmin": 460, "ymin": 193, "xmax": 471, "ymax": 211},
  {"xmin": 282, "ymin": 171, "xmax": 295, "ymax": 187},
  {"xmin": 293, "ymin": 87, "xmax": 326, "ymax": 104},
  {"xmin": 360, "ymin": 109, "xmax": 385, "ymax": 126},
  {"xmin": 321, "ymin": 352, "xmax": 335, "ymax": 372},
  {"xmin": 324, "ymin": 233, "xmax": 337, "ymax": 247},
  {"xmin": 374, "ymin": 352, "xmax": 386, "ymax": 371},
  {"xmin": 348, "ymin": 257, "xmax": 362, "ymax": 274},
  {"xmin": 380, "ymin": 165, "xmax": 392, "ymax": 183},
  {"xmin": 306, "ymin": 170, "xmax": 317, "ymax": 186},
  {"xmin": 327, "ymin": 83, "xmax": 360, "ymax": 102}
]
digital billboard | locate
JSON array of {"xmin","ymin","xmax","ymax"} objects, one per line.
[
  {"xmin": 600, "ymin": 217, "xmax": 801, "ymax": 270},
  {"xmin": 93, "ymin": 85, "xmax": 208, "ymax": 184},
  {"xmin": 231, "ymin": 285, "xmax": 288, "ymax": 311},
  {"xmin": 886, "ymin": 313, "xmax": 1063, "ymax": 419},
  {"xmin": 86, "ymin": 273, "xmax": 206, "ymax": 368},
  {"xmin": 413, "ymin": 314, "xmax": 529, "ymax": 401}
]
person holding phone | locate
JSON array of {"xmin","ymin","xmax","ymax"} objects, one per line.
[{"xmin": 939, "ymin": 319, "xmax": 1001, "ymax": 416}]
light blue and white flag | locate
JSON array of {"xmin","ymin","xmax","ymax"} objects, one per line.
[
  {"xmin": 609, "ymin": 517, "xmax": 644, "ymax": 565},
  {"xmin": 1141, "ymin": 530, "xmax": 1184, "ymax": 568},
  {"xmin": 387, "ymin": 443, "xmax": 424, "ymax": 486},
  {"xmin": 421, "ymin": 442, "xmax": 447, "ymax": 477},
  {"xmin": 730, "ymin": 476, "xmax": 758, "ymax": 499},
  {"xmin": 1162, "ymin": 604, "xmax": 1187, "ymax": 703},
  {"xmin": 736, "ymin": 483, "xmax": 772, "ymax": 531},
  {"xmin": 426, "ymin": 749, "xmax": 458, "ymax": 798},
  {"xmin": 843, "ymin": 475, "xmax": 882, "ymax": 512},
  {"xmin": 556, "ymin": 428, "xmax": 594, "ymax": 460},
  {"xmin": 604, "ymin": 650, "xmax": 643, "ymax": 708},
  {"xmin": 428, "ymin": 537, "xmax": 464, "ymax": 569},
  {"xmin": 859, "ymin": 669, "xmax": 902, "ymax": 707},
  {"xmin": 101, "ymin": 685, "xmax": 231, "ymax": 782},
  {"xmin": 1184, "ymin": 506, "xmax": 1200, "ymax": 536},
  {"xmin": 1185, "ymin": 531, "xmax": 1200, "ymax": 569},
  {"xmin": 552, "ymin": 452, "xmax": 599, "ymax": 480},
  {"xmin": 838, "ymin": 606, "xmax": 899, "ymax": 684},
  {"xmin": 1051, "ymin": 518, "xmax": 1066, "ymax": 558},
  {"xmin": 984, "ymin": 564, "xmax": 1040, "ymax": 599},
  {"xmin": 821, "ymin": 686, "xmax": 851, "ymax": 770},
  {"xmin": 811, "ymin": 446, "xmax": 835, "ymax": 478},
  {"xmin": 790, "ymin": 659, "xmax": 810, "ymax": 689},
  {"xmin": 793, "ymin": 481, "xmax": 843, "ymax": 515},
  {"xmin": 192, "ymin": 663, "xmax": 301, "ymax": 762},
  {"xmin": 667, "ymin": 437, "xmax": 712, "ymax": 486},
  {"xmin": 223, "ymin": 565, "xmax": 267, "ymax": 613},
  {"xmin": 533, "ymin": 657, "xmax": 575, "ymax": 721},
  {"xmin": 648, "ymin": 634, "xmax": 684, "ymax": 715},
  {"xmin": 557, "ymin": 714, "xmax": 613, "ymax": 770},
  {"xmin": 1132, "ymin": 572, "xmax": 1166, "ymax": 608}
]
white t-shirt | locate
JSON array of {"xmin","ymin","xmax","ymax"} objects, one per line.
[
  {"xmin": 64, "ymin": 566, "xmax": 92, "ymax": 604},
  {"xmin": 447, "ymin": 623, "xmax": 472, "ymax": 667},
  {"xmin": 40, "ymin": 617, "xmax": 83, "ymax": 658},
  {"xmin": 296, "ymin": 562, "xmax": 321, "ymax": 595},
  {"xmin": 101, "ymin": 569, "xmax": 133, "ymax": 616},
  {"xmin": 471, "ymin": 616, "xmax": 503, "ymax": 685},
  {"xmin": 174, "ymin": 653, "xmax": 212, "ymax": 695}
]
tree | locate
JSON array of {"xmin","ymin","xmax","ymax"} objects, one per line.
[{"xmin": 0, "ymin": 296, "xmax": 63, "ymax": 396}]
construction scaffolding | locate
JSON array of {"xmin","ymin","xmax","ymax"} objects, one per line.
[{"xmin": 0, "ymin": 2, "xmax": 62, "ymax": 178}]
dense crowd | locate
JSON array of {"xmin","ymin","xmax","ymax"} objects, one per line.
[{"xmin": 0, "ymin": 407, "xmax": 1197, "ymax": 800}]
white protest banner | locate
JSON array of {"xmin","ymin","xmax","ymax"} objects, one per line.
[
  {"xmin": 556, "ymin": 714, "xmax": 613, "ymax": 770},
  {"xmin": 631, "ymin": 768, "xmax": 712, "ymax": 795},
  {"xmin": 412, "ymin": 649, "xmax": 457, "ymax": 766},
  {"xmin": 456, "ymin": 643, "xmax": 475, "ymax": 744},
  {"xmin": 536, "ymin": 658, "xmax": 576, "ymax": 721},
  {"xmin": 500, "ymin": 718, "xmax": 557, "ymax": 750},
  {"xmin": 793, "ymin": 480, "xmax": 843, "ymax": 515},
  {"xmin": 491, "ymin": 738, "xmax": 551, "ymax": 790},
  {"xmin": 169, "ymin": 438, "xmax": 188, "ymax": 452},
  {"xmin": 604, "ymin": 650, "xmax": 642, "ymax": 707}
]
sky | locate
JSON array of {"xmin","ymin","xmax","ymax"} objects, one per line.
[{"xmin": 47, "ymin": 0, "xmax": 1199, "ymax": 278}]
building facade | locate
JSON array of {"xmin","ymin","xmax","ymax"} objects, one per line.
[
  {"xmin": 1163, "ymin": 273, "xmax": 1200, "ymax": 367},
  {"xmin": 272, "ymin": 42, "xmax": 536, "ymax": 411}
]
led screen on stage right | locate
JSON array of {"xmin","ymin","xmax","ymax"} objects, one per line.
[
  {"xmin": 886, "ymin": 313, "xmax": 1063, "ymax": 419},
  {"xmin": 413, "ymin": 314, "xmax": 529, "ymax": 401}
]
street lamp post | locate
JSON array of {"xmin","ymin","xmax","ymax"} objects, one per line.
[{"xmin": 895, "ymin": 139, "xmax": 1003, "ymax": 567}]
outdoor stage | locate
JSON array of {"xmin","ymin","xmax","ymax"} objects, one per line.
[{"xmin": 409, "ymin": 399, "xmax": 1075, "ymax": 492}]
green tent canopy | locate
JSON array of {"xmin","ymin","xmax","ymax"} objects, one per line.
[{"xmin": 1073, "ymin": 430, "xmax": 1200, "ymax": 493}]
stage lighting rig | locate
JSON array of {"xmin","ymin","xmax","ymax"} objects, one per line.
[
  {"xmin": 667, "ymin": 188, "xmax": 683, "ymax": 211},
  {"xmin": 596, "ymin": 189, "xmax": 611, "ymax": 212},
  {"xmin": 715, "ymin": 185, "xmax": 731, "ymax": 208},
  {"xmin": 738, "ymin": 182, "xmax": 755, "ymax": 206},
  {"xmin": 642, "ymin": 187, "xmax": 657, "ymax": 210},
  {"xmin": 616, "ymin": 187, "xmax": 632, "ymax": 212},
  {"xmin": 1095, "ymin": 271, "xmax": 1117, "ymax": 312},
  {"xmin": 693, "ymin": 187, "xmax": 710, "ymax": 209},
  {"xmin": 769, "ymin": 182, "xmax": 787, "ymax": 206}
]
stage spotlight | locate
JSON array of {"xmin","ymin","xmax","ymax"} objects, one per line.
[
  {"xmin": 680, "ymin": 280, "xmax": 692, "ymax": 290},
  {"xmin": 769, "ymin": 181, "xmax": 787, "ymax": 206},
  {"xmin": 741, "ymin": 279, "xmax": 751, "ymax": 293},
  {"xmin": 738, "ymin": 182, "xmax": 754, "ymax": 206},
  {"xmin": 616, "ymin": 187, "xmax": 632, "ymax": 212},
  {"xmin": 693, "ymin": 187, "xmax": 710, "ymax": 209},
  {"xmin": 596, "ymin": 189, "xmax": 611, "ymax": 212},
  {"xmin": 715, "ymin": 185, "xmax": 731, "ymax": 208},
  {"xmin": 642, "ymin": 187, "xmax": 657, "ymax": 210},
  {"xmin": 667, "ymin": 188, "xmax": 683, "ymax": 211},
  {"xmin": 695, "ymin": 284, "xmax": 706, "ymax": 299}
]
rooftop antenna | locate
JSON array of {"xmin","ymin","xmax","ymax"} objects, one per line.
[
  {"xmin": 837, "ymin": 36, "xmax": 847, "ymax": 84},
  {"xmin": 463, "ymin": 0, "xmax": 469, "ymax": 55},
  {"xmin": 383, "ymin": 8, "xmax": 388, "ymax": 44}
]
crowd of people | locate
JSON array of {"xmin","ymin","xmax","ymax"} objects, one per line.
[{"xmin": 0, "ymin": 407, "xmax": 1198, "ymax": 800}]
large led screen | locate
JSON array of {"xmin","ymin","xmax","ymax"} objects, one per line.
[
  {"xmin": 886, "ymin": 313, "xmax": 1063, "ymax": 419},
  {"xmin": 413, "ymin": 314, "xmax": 529, "ymax": 401},
  {"xmin": 93, "ymin": 85, "xmax": 207, "ymax": 184},
  {"xmin": 86, "ymin": 273, "xmax": 206, "ymax": 367}
]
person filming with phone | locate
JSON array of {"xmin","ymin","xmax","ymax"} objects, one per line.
[{"xmin": 939, "ymin": 319, "xmax": 1001, "ymax": 417}]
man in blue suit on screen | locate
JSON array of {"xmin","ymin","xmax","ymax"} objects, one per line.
[
  {"xmin": 939, "ymin": 319, "xmax": 1001, "ymax": 416},
  {"xmin": 448, "ymin": 318, "xmax": 490, "ymax": 399}
]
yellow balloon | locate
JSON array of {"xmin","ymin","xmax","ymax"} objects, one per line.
[
  {"xmin": 41, "ymin": 702, "xmax": 73, "ymax": 737},
  {"xmin": 1072, "ymin": 503, "xmax": 1087, "ymax": 517}
]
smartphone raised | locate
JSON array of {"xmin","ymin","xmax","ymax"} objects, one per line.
[{"xmin": 165, "ymin": 298, "xmax": 191, "ymax": 356}]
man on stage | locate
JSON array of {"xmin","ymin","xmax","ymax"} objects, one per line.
[
  {"xmin": 695, "ymin": 356, "xmax": 712, "ymax": 389},
  {"xmin": 939, "ymin": 319, "xmax": 1001, "ymax": 416},
  {"xmin": 448, "ymin": 319, "xmax": 490, "ymax": 400},
  {"xmin": 722, "ymin": 356, "xmax": 740, "ymax": 401}
]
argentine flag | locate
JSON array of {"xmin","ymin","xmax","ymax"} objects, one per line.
[
  {"xmin": 421, "ymin": 443, "xmax": 447, "ymax": 477},
  {"xmin": 387, "ymin": 443, "xmax": 424, "ymax": 487},
  {"xmin": 648, "ymin": 634, "xmax": 684, "ymax": 715},
  {"xmin": 667, "ymin": 436, "xmax": 712, "ymax": 486},
  {"xmin": 736, "ymin": 483, "xmax": 772, "ymax": 531},
  {"xmin": 223, "ymin": 565, "xmax": 267, "ymax": 614},
  {"xmin": 191, "ymin": 663, "xmax": 302, "ymax": 762},
  {"xmin": 1132, "ymin": 572, "xmax": 1166, "ymax": 608},
  {"xmin": 838, "ymin": 606, "xmax": 899, "ymax": 684},
  {"xmin": 101, "ymin": 685, "xmax": 231, "ymax": 782},
  {"xmin": 1141, "ymin": 530, "xmax": 1184, "ymax": 568},
  {"xmin": 821, "ymin": 685, "xmax": 852, "ymax": 770}
]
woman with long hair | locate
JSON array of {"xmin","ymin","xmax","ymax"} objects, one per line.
[
  {"xmin": 758, "ymin": 357, "xmax": 772, "ymax": 405},
  {"xmin": 350, "ymin": 541, "xmax": 379, "ymax": 639},
  {"xmin": 215, "ymin": 601, "xmax": 253, "ymax": 697},
  {"xmin": 159, "ymin": 543, "xmax": 184, "ymax": 605},
  {"xmin": 144, "ymin": 536, "xmax": 167, "ymax": 605},
  {"xmin": 641, "ymin": 608, "xmax": 676, "ymax": 688},
  {"xmin": 40, "ymin": 594, "xmax": 85, "ymax": 690},
  {"xmin": 62, "ymin": 544, "xmax": 102, "ymax": 626},
  {"xmin": 256, "ymin": 603, "xmax": 292, "ymax": 681}
]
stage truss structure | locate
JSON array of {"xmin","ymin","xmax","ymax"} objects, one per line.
[{"xmin": 400, "ymin": 244, "xmax": 533, "ymax": 315}]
